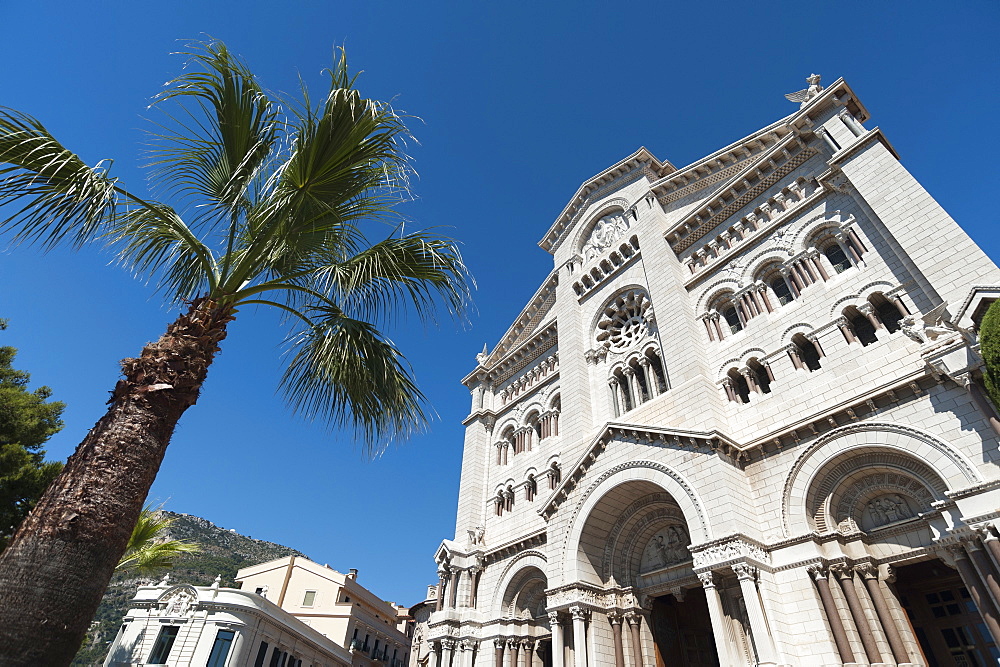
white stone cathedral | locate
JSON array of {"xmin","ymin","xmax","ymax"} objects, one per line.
[{"xmin": 419, "ymin": 76, "xmax": 1000, "ymax": 666}]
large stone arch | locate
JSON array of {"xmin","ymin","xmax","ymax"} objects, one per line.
[
  {"xmin": 562, "ymin": 460, "xmax": 710, "ymax": 585},
  {"xmin": 781, "ymin": 422, "xmax": 981, "ymax": 536},
  {"xmin": 492, "ymin": 551, "xmax": 548, "ymax": 616}
]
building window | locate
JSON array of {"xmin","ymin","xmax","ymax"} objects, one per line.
[
  {"xmin": 206, "ymin": 629, "xmax": 236, "ymax": 667},
  {"xmin": 769, "ymin": 275, "xmax": 794, "ymax": 305},
  {"xmin": 302, "ymin": 590, "xmax": 317, "ymax": 607},
  {"xmin": 525, "ymin": 475, "xmax": 537, "ymax": 502},
  {"xmin": 722, "ymin": 305, "xmax": 743, "ymax": 334},
  {"xmin": 254, "ymin": 641, "xmax": 270, "ymax": 667},
  {"xmin": 791, "ymin": 333, "xmax": 823, "ymax": 371},
  {"xmin": 147, "ymin": 625, "xmax": 180, "ymax": 665},
  {"xmin": 824, "ymin": 244, "xmax": 851, "ymax": 273},
  {"xmin": 843, "ymin": 306, "xmax": 878, "ymax": 346},
  {"xmin": 869, "ymin": 293, "xmax": 905, "ymax": 334},
  {"xmin": 726, "ymin": 369, "xmax": 751, "ymax": 404},
  {"xmin": 747, "ymin": 358, "xmax": 772, "ymax": 394}
]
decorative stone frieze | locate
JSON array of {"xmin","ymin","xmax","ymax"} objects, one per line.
[{"xmin": 690, "ymin": 536, "xmax": 770, "ymax": 571}]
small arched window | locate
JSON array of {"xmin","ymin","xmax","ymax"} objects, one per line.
[
  {"xmin": 747, "ymin": 358, "xmax": 772, "ymax": 394},
  {"xmin": 791, "ymin": 334, "xmax": 823, "ymax": 371},
  {"xmin": 727, "ymin": 368, "xmax": 751, "ymax": 404},
  {"xmin": 868, "ymin": 293, "xmax": 904, "ymax": 334},
  {"xmin": 723, "ymin": 305, "xmax": 743, "ymax": 334},
  {"xmin": 843, "ymin": 306, "xmax": 878, "ymax": 346},
  {"xmin": 824, "ymin": 243, "xmax": 851, "ymax": 274},
  {"xmin": 525, "ymin": 475, "xmax": 537, "ymax": 502},
  {"xmin": 769, "ymin": 274, "xmax": 794, "ymax": 306},
  {"xmin": 548, "ymin": 463, "xmax": 561, "ymax": 489}
]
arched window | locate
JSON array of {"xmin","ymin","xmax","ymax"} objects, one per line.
[
  {"xmin": 747, "ymin": 358, "xmax": 772, "ymax": 394},
  {"xmin": 548, "ymin": 463, "xmax": 561, "ymax": 489},
  {"xmin": 495, "ymin": 491, "xmax": 505, "ymax": 516},
  {"xmin": 869, "ymin": 293, "xmax": 904, "ymax": 334},
  {"xmin": 505, "ymin": 486, "xmax": 514, "ymax": 512},
  {"xmin": 727, "ymin": 368, "xmax": 751, "ymax": 404},
  {"xmin": 525, "ymin": 475, "xmax": 537, "ymax": 502},
  {"xmin": 824, "ymin": 243, "xmax": 851, "ymax": 274},
  {"xmin": 769, "ymin": 273, "xmax": 794, "ymax": 306},
  {"xmin": 644, "ymin": 348, "xmax": 668, "ymax": 394},
  {"xmin": 722, "ymin": 305, "xmax": 743, "ymax": 334},
  {"xmin": 843, "ymin": 306, "xmax": 878, "ymax": 346},
  {"xmin": 791, "ymin": 334, "xmax": 823, "ymax": 371}
]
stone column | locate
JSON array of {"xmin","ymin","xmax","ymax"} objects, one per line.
[
  {"xmin": 856, "ymin": 564, "xmax": 909, "ymax": 663},
  {"xmin": 460, "ymin": 642, "xmax": 474, "ymax": 667},
  {"xmin": 731, "ymin": 564, "xmax": 777, "ymax": 665},
  {"xmin": 609, "ymin": 378, "xmax": 622, "ymax": 418},
  {"xmin": 807, "ymin": 565, "xmax": 854, "ymax": 663},
  {"xmin": 780, "ymin": 268, "xmax": 799, "ymax": 298},
  {"xmin": 508, "ymin": 638, "xmax": 520, "ymax": 667},
  {"xmin": 951, "ymin": 544, "xmax": 1000, "ymax": 642},
  {"xmin": 639, "ymin": 358, "xmax": 658, "ymax": 399},
  {"xmin": 981, "ymin": 528, "xmax": 1000, "ymax": 572},
  {"xmin": 608, "ymin": 612, "xmax": 625, "ymax": 667},
  {"xmin": 436, "ymin": 569, "xmax": 448, "ymax": 612},
  {"xmin": 698, "ymin": 572, "xmax": 732, "ymax": 667},
  {"xmin": 967, "ymin": 538, "xmax": 1000, "ymax": 612},
  {"xmin": 494, "ymin": 639, "xmax": 505, "ymax": 667},
  {"xmin": 449, "ymin": 568, "xmax": 461, "ymax": 609},
  {"xmin": 831, "ymin": 564, "xmax": 882, "ymax": 663},
  {"xmin": 442, "ymin": 640, "xmax": 455, "ymax": 667},
  {"xmin": 520, "ymin": 640, "xmax": 532, "ymax": 667},
  {"xmin": 468, "ymin": 567, "xmax": 481, "ymax": 608},
  {"xmin": 624, "ymin": 612, "xmax": 643, "ymax": 667},
  {"xmin": 570, "ymin": 606, "xmax": 588, "ymax": 667},
  {"xmin": 623, "ymin": 368, "xmax": 641, "ymax": 408},
  {"xmin": 549, "ymin": 612, "xmax": 565, "ymax": 667},
  {"xmin": 432, "ymin": 642, "xmax": 443, "ymax": 667}
]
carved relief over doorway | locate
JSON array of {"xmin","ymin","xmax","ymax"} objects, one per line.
[{"xmin": 582, "ymin": 212, "xmax": 630, "ymax": 262}]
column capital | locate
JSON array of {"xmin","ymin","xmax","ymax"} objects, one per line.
[
  {"xmin": 548, "ymin": 610, "xmax": 562, "ymax": 626},
  {"xmin": 442, "ymin": 639, "xmax": 456, "ymax": 650},
  {"xmin": 829, "ymin": 562, "xmax": 853, "ymax": 579},
  {"xmin": 507, "ymin": 638, "xmax": 519, "ymax": 649},
  {"xmin": 854, "ymin": 562, "xmax": 878, "ymax": 580},
  {"xmin": 520, "ymin": 639, "xmax": 533, "ymax": 650},
  {"xmin": 607, "ymin": 610, "xmax": 623, "ymax": 625},
  {"xmin": 569, "ymin": 605, "xmax": 589, "ymax": 621},
  {"xmin": 697, "ymin": 571, "xmax": 715, "ymax": 589},
  {"xmin": 731, "ymin": 562, "xmax": 757, "ymax": 581},
  {"xmin": 806, "ymin": 563, "xmax": 828, "ymax": 580},
  {"xmin": 494, "ymin": 639, "xmax": 506, "ymax": 650},
  {"xmin": 623, "ymin": 610, "xmax": 642, "ymax": 626},
  {"xmin": 459, "ymin": 641, "xmax": 471, "ymax": 652}
]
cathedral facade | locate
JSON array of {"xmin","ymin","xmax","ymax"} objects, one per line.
[{"xmin": 421, "ymin": 77, "xmax": 1000, "ymax": 666}]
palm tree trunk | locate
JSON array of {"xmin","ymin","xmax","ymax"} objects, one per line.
[{"xmin": 0, "ymin": 297, "xmax": 234, "ymax": 666}]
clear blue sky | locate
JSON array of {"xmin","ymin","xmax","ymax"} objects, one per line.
[{"xmin": 1, "ymin": 1, "xmax": 997, "ymax": 607}]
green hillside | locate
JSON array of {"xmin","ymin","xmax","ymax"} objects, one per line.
[{"xmin": 73, "ymin": 512, "xmax": 306, "ymax": 666}]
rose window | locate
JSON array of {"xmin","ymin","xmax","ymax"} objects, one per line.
[{"xmin": 597, "ymin": 290, "xmax": 653, "ymax": 350}]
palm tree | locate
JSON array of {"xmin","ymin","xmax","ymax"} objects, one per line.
[
  {"xmin": 0, "ymin": 41, "xmax": 469, "ymax": 664},
  {"xmin": 116, "ymin": 505, "xmax": 199, "ymax": 575}
]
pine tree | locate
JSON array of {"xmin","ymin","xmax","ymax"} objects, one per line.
[{"xmin": 0, "ymin": 319, "xmax": 65, "ymax": 550}]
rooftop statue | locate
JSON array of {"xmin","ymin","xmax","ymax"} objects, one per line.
[{"xmin": 785, "ymin": 74, "xmax": 824, "ymax": 108}]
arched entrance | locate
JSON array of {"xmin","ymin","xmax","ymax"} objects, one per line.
[
  {"xmin": 496, "ymin": 566, "xmax": 552, "ymax": 667},
  {"xmin": 567, "ymin": 475, "xmax": 719, "ymax": 667}
]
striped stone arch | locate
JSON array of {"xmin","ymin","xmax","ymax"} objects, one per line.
[
  {"xmin": 492, "ymin": 550, "xmax": 548, "ymax": 616},
  {"xmin": 781, "ymin": 422, "xmax": 980, "ymax": 536},
  {"xmin": 561, "ymin": 459, "xmax": 710, "ymax": 585}
]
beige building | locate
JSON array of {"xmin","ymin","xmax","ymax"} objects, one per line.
[
  {"xmin": 422, "ymin": 75, "xmax": 1000, "ymax": 666},
  {"xmin": 103, "ymin": 556, "xmax": 412, "ymax": 667},
  {"xmin": 237, "ymin": 556, "xmax": 413, "ymax": 667}
]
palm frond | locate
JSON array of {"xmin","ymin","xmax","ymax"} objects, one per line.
[
  {"xmin": 279, "ymin": 303, "xmax": 429, "ymax": 456},
  {"xmin": 148, "ymin": 39, "xmax": 281, "ymax": 221},
  {"xmin": 311, "ymin": 230, "xmax": 471, "ymax": 325},
  {"xmin": 0, "ymin": 108, "xmax": 120, "ymax": 250},
  {"xmin": 108, "ymin": 204, "xmax": 219, "ymax": 301},
  {"xmin": 116, "ymin": 505, "xmax": 200, "ymax": 575}
]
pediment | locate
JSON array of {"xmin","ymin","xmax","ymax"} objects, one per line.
[{"xmin": 538, "ymin": 423, "xmax": 736, "ymax": 519}]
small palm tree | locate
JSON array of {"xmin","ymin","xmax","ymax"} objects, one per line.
[
  {"xmin": 0, "ymin": 41, "xmax": 469, "ymax": 664},
  {"xmin": 116, "ymin": 505, "xmax": 199, "ymax": 575}
]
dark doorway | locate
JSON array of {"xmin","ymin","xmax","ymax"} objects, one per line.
[
  {"xmin": 894, "ymin": 560, "xmax": 1000, "ymax": 666},
  {"xmin": 649, "ymin": 588, "xmax": 719, "ymax": 667}
]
